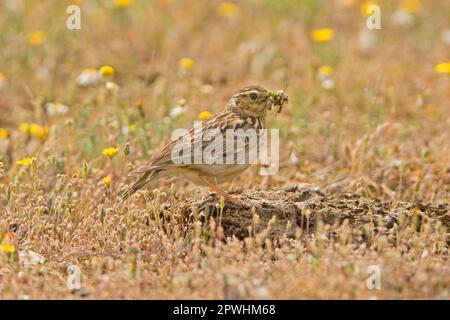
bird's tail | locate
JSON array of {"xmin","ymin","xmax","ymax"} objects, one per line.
[{"xmin": 119, "ymin": 171, "xmax": 154, "ymax": 203}]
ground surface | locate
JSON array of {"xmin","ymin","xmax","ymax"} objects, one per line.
[
  {"xmin": 175, "ymin": 185, "xmax": 449, "ymax": 242},
  {"xmin": 0, "ymin": 0, "xmax": 449, "ymax": 299}
]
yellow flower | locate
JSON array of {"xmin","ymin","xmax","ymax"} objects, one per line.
[
  {"xmin": 0, "ymin": 72, "xmax": 6, "ymax": 88},
  {"xmin": 318, "ymin": 65, "xmax": 334, "ymax": 76},
  {"xmin": 434, "ymin": 62, "xmax": 450, "ymax": 74},
  {"xmin": 0, "ymin": 244, "xmax": 16, "ymax": 253},
  {"xmin": 19, "ymin": 122, "xmax": 30, "ymax": 132},
  {"xmin": 19, "ymin": 123, "xmax": 49, "ymax": 140},
  {"xmin": 27, "ymin": 30, "xmax": 46, "ymax": 46},
  {"xmin": 115, "ymin": 0, "xmax": 132, "ymax": 7},
  {"xmin": 311, "ymin": 28, "xmax": 334, "ymax": 43},
  {"xmin": 103, "ymin": 176, "xmax": 111, "ymax": 186},
  {"xmin": 29, "ymin": 123, "xmax": 40, "ymax": 136},
  {"xmin": 198, "ymin": 111, "xmax": 213, "ymax": 120},
  {"xmin": 29, "ymin": 123, "xmax": 49, "ymax": 141},
  {"xmin": 99, "ymin": 65, "xmax": 115, "ymax": 78},
  {"xmin": 360, "ymin": 1, "xmax": 378, "ymax": 16},
  {"xmin": 37, "ymin": 127, "xmax": 49, "ymax": 140},
  {"xmin": 135, "ymin": 100, "xmax": 143, "ymax": 109},
  {"xmin": 0, "ymin": 128, "xmax": 9, "ymax": 139},
  {"xmin": 178, "ymin": 58, "xmax": 194, "ymax": 70},
  {"xmin": 218, "ymin": 2, "xmax": 238, "ymax": 17},
  {"xmin": 401, "ymin": 0, "xmax": 421, "ymax": 13},
  {"xmin": 16, "ymin": 157, "xmax": 34, "ymax": 166},
  {"xmin": 102, "ymin": 147, "xmax": 119, "ymax": 159}
]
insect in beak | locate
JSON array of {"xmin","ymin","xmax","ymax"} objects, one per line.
[{"xmin": 268, "ymin": 86, "xmax": 288, "ymax": 113}]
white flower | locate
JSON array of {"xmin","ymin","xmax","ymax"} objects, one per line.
[
  {"xmin": 105, "ymin": 81, "xmax": 120, "ymax": 94},
  {"xmin": 4, "ymin": 0, "xmax": 24, "ymax": 12},
  {"xmin": 290, "ymin": 152, "xmax": 299, "ymax": 165},
  {"xmin": 121, "ymin": 124, "xmax": 138, "ymax": 135},
  {"xmin": 316, "ymin": 72, "xmax": 330, "ymax": 83},
  {"xmin": 169, "ymin": 98, "xmax": 188, "ymax": 118},
  {"xmin": 200, "ymin": 84, "xmax": 214, "ymax": 94},
  {"xmin": 442, "ymin": 29, "xmax": 450, "ymax": 46},
  {"xmin": 45, "ymin": 102, "xmax": 70, "ymax": 116},
  {"xmin": 315, "ymin": 67, "xmax": 335, "ymax": 90},
  {"xmin": 76, "ymin": 68, "xmax": 101, "ymax": 87},
  {"xmin": 169, "ymin": 105, "xmax": 186, "ymax": 118},
  {"xmin": 321, "ymin": 78, "xmax": 335, "ymax": 90},
  {"xmin": 391, "ymin": 9, "xmax": 414, "ymax": 27},
  {"xmin": 358, "ymin": 29, "xmax": 378, "ymax": 52}
]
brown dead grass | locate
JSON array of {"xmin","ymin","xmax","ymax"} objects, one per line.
[{"xmin": 0, "ymin": 0, "xmax": 449, "ymax": 299}]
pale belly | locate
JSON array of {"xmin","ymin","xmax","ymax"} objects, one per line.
[{"xmin": 171, "ymin": 163, "xmax": 251, "ymax": 185}]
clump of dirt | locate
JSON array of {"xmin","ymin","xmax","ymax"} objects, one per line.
[{"xmin": 171, "ymin": 184, "xmax": 449, "ymax": 243}]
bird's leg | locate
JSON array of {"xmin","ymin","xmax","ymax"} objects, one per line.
[{"xmin": 202, "ymin": 177, "xmax": 242, "ymax": 205}]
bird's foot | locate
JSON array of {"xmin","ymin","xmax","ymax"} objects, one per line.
[
  {"xmin": 202, "ymin": 177, "xmax": 244, "ymax": 205},
  {"xmin": 221, "ymin": 193, "xmax": 243, "ymax": 205}
]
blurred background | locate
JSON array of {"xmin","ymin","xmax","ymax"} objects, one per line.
[
  {"xmin": 0, "ymin": 0, "xmax": 449, "ymax": 202},
  {"xmin": 0, "ymin": 0, "xmax": 449, "ymax": 300}
]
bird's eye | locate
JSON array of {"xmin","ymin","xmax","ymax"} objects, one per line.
[{"xmin": 249, "ymin": 92, "xmax": 258, "ymax": 100}]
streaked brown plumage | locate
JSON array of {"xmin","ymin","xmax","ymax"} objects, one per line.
[{"xmin": 120, "ymin": 85, "xmax": 288, "ymax": 203}]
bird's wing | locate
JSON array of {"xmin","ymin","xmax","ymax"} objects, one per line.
[
  {"xmin": 129, "ymin": 112, "xmax": 239, "ymax": 175},
  {"xmin": 201, "ymin": 116, "xmax": 264, "ymax": 165}
]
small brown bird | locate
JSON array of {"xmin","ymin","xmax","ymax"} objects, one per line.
[{"xmin": 120, "ymin": 85, "xmax": 288, "ymax": 203}]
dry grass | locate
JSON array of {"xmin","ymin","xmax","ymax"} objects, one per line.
[{"xmin": 0, "ymin": 0, "xmax": 449, "ymax": 299}]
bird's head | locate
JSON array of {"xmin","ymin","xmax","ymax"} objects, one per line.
[{"xmin": 227, "ymin": 85, "xmax": 288, "ymax": 117}]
